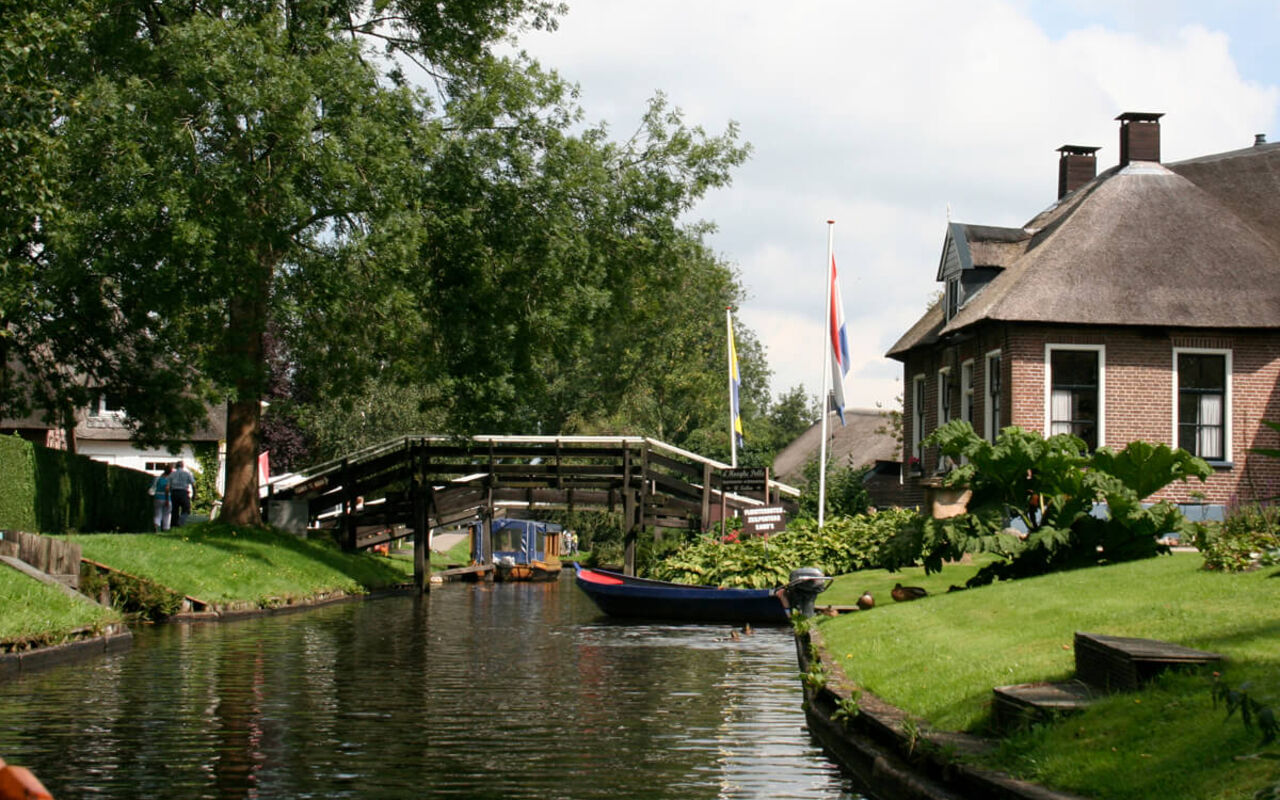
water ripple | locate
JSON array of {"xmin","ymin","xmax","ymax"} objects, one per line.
[{"xmin": 0, "ymin": 580, "xmax": 861, "ymax": 799}]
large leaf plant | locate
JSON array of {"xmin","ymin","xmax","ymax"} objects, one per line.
[{"xmin": 916, "ymin": 422, "xmax": 1211, "ymax": 585}]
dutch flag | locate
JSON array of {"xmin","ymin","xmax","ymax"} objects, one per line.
[{"xmin": 829, "ymin": 254, "xmax": 850, "ymax": 425}]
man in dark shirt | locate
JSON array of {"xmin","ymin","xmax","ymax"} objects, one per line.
[{"xmin": 169, "ymin": 461, "xmax": 196, "ymax": 528}]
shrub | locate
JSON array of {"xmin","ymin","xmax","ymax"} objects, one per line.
[
  {"xmin": 649, "ymin": 508, "xmax": 922, "ymax": 587},
  {"xmin": 917, "ymin": 422, "xmax": 1211, "ymax": 585},
  {"xmin": 1193, "ymin": 503, "xmax": 1280, "ymax": 572}
]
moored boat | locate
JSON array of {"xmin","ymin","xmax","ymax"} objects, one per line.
[
  {"xmin": 573, "ymin": 564, "xmax": 830, "ymax": 624},
  {"xmin": 488, "ymin": 518, "xmax": 564, "ymax": 582}
]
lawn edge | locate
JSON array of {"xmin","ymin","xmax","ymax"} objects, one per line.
[{"xmin": 796, "ymin": 624, "xmax": 1092, "ymax": 800}]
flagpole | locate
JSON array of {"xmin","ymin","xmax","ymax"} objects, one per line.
[
  {"xmin": 726, "ymin": 306, "xmax": 738, "ymax": 469},
  {"xmin": 818, "ymin": 220, "xmax": 834, "ymax": 527}
]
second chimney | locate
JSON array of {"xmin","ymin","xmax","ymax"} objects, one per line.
[
  {"xmin": 1057, "ymin": 145, "xmax": 1100, "ymax": 198},
  {"xmin": 1117, "ymin": 111, "xmax": 1163, "ymax": 166}
]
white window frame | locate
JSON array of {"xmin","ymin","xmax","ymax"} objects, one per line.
[
  {"xmin": 960, "ymin": 359, "xmax": 975, "ymax": 428},
  {"xmin": 88, "ymin": 392, "xmax": 125, "ymax": 418},
  {"xmin": 1172, "ymin": 347, "xmax": 1232, "ymax": 463},
  {"xmin": 984, "ymin": 349, "xmax": 1002, "ymax": 443},
  {"xmin": 1043, "ymin": 344, "xmax": 1106, "ymax": 448},
  {"xmin": 911, "ymin": 373, "xmax": 926, "ymax": 467},
  {"xmin": 937, "ymin": 367, "xmax": 953, "ymax": 428}
]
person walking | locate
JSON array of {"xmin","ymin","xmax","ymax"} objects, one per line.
[
  {"xmin": 151, "ymin": 465, "xmax": 173, "ymax": 533},
  {"xmin": 168, "ymin": 460, "xmax": 196, "ymax": 528}
]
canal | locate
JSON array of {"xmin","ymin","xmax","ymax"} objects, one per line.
[{"xmin": 0, "ymin": 579, "xmax": 862, "ymax": 799}]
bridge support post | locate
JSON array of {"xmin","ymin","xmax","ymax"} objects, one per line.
[
  {"xmin": 412, "ymin": 445, "xmax": 431, "ymax": 595},
  {"xmin": 622, "ymin": 489, "xmax": 637, "ymax": 576}
]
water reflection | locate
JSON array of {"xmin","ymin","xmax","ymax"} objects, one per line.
[{"xmin": 0, "ymin": 580, "xmax": 860, "ymax": 799}]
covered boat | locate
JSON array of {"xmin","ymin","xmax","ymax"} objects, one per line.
[
  {"xmin": 573, "ymin": 564, "xmax": 830, "ymax": 624},
  {"xmin": 488, "ymin": 518, "xmax": 563, "ymax": 582}
]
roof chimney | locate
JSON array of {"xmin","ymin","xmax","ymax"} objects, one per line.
[
  {"xmin": 1057, "ymin": 145, "xmax": 1100, "ymax": 199},
  {"xmin": 1256, "ymin": 133, "xmax": 1268, "ymax": 146},
  {"xmin": 1116, "ymin": 112, "xmax": 1163, "ymax": 166}
]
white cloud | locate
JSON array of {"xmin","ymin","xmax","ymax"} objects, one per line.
[{"xmin": 517, "ymin": 1, "xmax": 1279, "ymax": 411}]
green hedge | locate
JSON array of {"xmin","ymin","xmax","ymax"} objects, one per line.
[{"xmin": 0, "ymin": 435, "xmax": 152, "ymax": 533}]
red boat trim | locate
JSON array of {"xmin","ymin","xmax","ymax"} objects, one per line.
[{"xmin": 577, "ymin": 568, "xmax": 625, "ymax": 586}]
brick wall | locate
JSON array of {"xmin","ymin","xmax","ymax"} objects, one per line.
[{"xmin": 898, "ymin": 323, "xmax": 1280, "ymax": 508}]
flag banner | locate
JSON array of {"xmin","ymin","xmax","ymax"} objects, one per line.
[
  {"xmin": 829, "ymin": 254, "xmax": 851, "ymax": 424},
  {"xmin": 729, "ymin": 318, "xmax": 745, "ymax": 449}
]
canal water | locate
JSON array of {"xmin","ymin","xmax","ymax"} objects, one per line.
[{"xmin": 0, "ymin": 578, "xmax": 862, "ymax": 799}]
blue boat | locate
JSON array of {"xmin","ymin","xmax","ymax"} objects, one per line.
[
  {"xmin": 488, "ymin": 518, "xmax": 564, "ymax": 582},
  {"xmin": 573, "ymin": 563, "xmax": 820, "ymax": 624}
]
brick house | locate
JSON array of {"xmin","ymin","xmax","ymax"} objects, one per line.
[{"xmin": 886, "ymin": 113, "xmax": 1280, "ymax": 517}]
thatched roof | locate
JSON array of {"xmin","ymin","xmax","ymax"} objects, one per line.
[
  {"xmin": 889, "ymin": 142, "xmax": 1280, "ymax": 359},
  {"xmin": 772, "ymin": 408, "xmax": 900, "ymax": 485},
  {"xmin": 75, "ymin": 403, "xmax": 226, "ymax": 442}
]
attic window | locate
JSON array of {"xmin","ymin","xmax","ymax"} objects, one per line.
[
  {"xmin": 89, "ymin": 392, "xmax": 125, "ymax": 417},
  {"xmin": 946, "ymin": 277, "xmax": 960, "ymax": 320}
]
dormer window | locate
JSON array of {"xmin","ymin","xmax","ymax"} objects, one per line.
[
  {"xmin": 946, "ymin": 276, "xmax": 960, "ymax": 320},
  {"xmin": 88, "ymin": 392, "xmax": 126, "ymax": 417}
]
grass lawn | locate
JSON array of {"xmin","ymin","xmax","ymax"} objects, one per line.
[
  {"xmin": 818, "ymin": 553, "xmax": 1280, "ymax": 799},
  {"xmin": 68, "ymin": 522, "xmax": 413, "ymax": 605},
  {"xmin": 0, "ymin": 566, "xmax": 122, "ymax": 646}
]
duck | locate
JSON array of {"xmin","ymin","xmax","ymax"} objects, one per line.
[
  {"xmin": 891, "ymin": 583, "xmax": 928, "ymax": 602},
  {"xmin": 856, "ymin": 591, "xmax": 875, "ymax": 610}
]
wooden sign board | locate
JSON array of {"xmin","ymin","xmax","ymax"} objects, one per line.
[
  {"xmin": 740, "ymin": 506, "xmax": 786, "ymax": 536},
  {"xmin": 721, "ymin": 467, "xmax": 768, "ymax": 493}
]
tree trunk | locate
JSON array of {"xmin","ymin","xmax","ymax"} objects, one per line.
[
  {"xmin": 221, "ymin": 397, "xmax": 262, "ymax": 525},
  {"xmin": 218, "ymin": 260, "xmax": 271, "ymax": 527}
]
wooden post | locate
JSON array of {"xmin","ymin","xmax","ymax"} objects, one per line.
[
  {"xmin": 623, "ymin": 489, "xmax": 637, "ymax": 576},
  {"xmin": 700, "ymin": 462, "xmax": 713, "ymax": 531},
  {"xmin": 482, "ymin": 484, "xmax": 495, "ymax": 581},
  {"xmin": 412, "ymin": 445, "xmax": 429, "ymax": 595},
  {"xmin": 640, "ymin": 443, "xmax": 654, "ymax": 546},
  {"xmin": 341, "ymin": 459, "xmax": 357, "ymax": 550},
  {"xmin": 622, "ymin": 445, "xmax": 636, "ymax": 575}
]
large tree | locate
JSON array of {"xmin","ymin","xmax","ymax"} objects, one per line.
[
  {"xmin": 11, "ymin": 1, "xmax": 560, "ymax": 524},
  {"xmin": 9, "ymin": 0, "xmax": 757, "ymax": 526}
]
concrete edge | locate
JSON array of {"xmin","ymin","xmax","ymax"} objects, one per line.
[
  {"xmin": 0, "ymin": 626, "xmax": 133, "ymax": 678},
  {"xmin": 797, "ymin": 625, "xmax": 1092, "ymax": 800},
  {"xmin": 166, "ymin": 584, "xmax": 417, "ymax": 622}
]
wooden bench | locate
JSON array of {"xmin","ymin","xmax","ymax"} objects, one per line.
[{"xmin": 1074, "ymin": 632, "xmax": 1223, "ymax": 692}]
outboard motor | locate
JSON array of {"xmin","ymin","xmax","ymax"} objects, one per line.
[{"xmin": 785, "ymin": 567, "xmax": 833, "ymax": 617}]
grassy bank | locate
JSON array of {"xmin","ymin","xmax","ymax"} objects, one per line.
[
  {"xmin": 818, "ymin": 553, "xmax": 1280, "ymax": 799},
  {"xmin": 0, "ymin": 566, "xmax": 122, "ymax": 647},
  {"xmin": 68, "ymin": 523, "xmax": 413, "ymax": 606}
]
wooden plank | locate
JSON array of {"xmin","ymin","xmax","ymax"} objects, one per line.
[{"xmin": 645, "ymin": 451, "xmax": 703, "ymax": 481}]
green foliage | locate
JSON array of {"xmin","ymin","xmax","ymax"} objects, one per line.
[
  {"xmin": 79, "ymin": 564, "xmax": 184, "ymax": 622},
  {"xmin": 797, "ymin": 456, "xmax": 872, "ymax": 520},
  {"xmin": 1213, "ymin": 676, "xmax": 1278, "ymax": 746},
  {"xmin": 1192, "ymin": 505, "xmax": 1280, "ymax": 572},
  {"xmin": 192, "ymin": 442, "xmax": 220, "ymax": 515},
  {"xmin": 649, "ymin": 508, "xmax": 921, "ymax": 587},
  {"xmin": 920, "ymin": 422, "xmax": 1210, "ymax": 585},
  {"xmin": 0, "ymin": 435, "xmax": 150, "ymax": 533},
  {"xmin": 0, "ymin": 436, "xmax": 39, "ymax": 531},
  {"xmin": 831, "ymin": 693, "xmax": 862, "ymax": 727}
]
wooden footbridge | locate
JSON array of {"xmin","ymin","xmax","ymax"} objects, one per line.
[{"xmin": 261, "ymin": 435, "xmax": 799, "ymax": 593}]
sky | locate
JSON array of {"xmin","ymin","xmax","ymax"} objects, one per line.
[{"xmin": 511, "ymin": 0, "xmax": 1280, "ymax": 412}]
